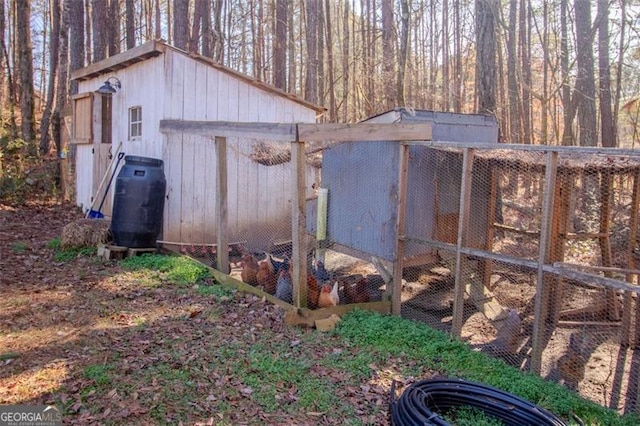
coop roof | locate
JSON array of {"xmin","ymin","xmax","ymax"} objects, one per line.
[{"xmin": 70, "ymin": 39, "xmax": 326, "ymax": 114}]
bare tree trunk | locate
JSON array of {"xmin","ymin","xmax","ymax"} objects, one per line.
[
  {"xmin": 16, "ymin": 0, "xmax": 35, "ymax": 146},
  {"xmin": 108, "ymin": 0, "xmax": 120, "ymax": 55},
  {"xmin": 212, "ymin": 0, "xmax": 223, "ymax": 61},
  {"xmin": 0, "ymin": 0, "xmax": 4, "ymax": 108},
  {"xmin": 475, "ymin": 0, "xmax": 498, "ymax": 115},
  {"xmin": 190, "ymin": 0, "xmax": 205, "ymax": 53},
  {"xmin": 39, "ymin": 0, "xmax": 61, "ymax": 155},
  {"xmin": 85, "ymin": 0, "xmax": 92, "ymax": 63},
  {"xmin": 304, "ymin": 0, "xmax": 318, "ymax": 104},
  {"xmin": 173, "ymin": 0, "xmax": 189, "ymax": 50},
  {"xmin": 155, "ymin": 0, "xmax": 162, "ymax": 40},
  {"xmin": 541, "ymin": 1, "xmax": 549, "ymax": 144},
  {"xmin": 287, "ymin": 1, "xmax": 296, "ymax": 91},
  {"xmin": 324, "ymin": 0, "xmax": 336, "ymax": 120},
  {"xmin": 70, "ymin": 0, "xmax": 84, "ymax": 95},
  {"xmin": 0, "ymin": 0, "xmax": 17, "ymax": 139},
  {"xmin": 341, "ymin": 0, "xmax": 349, "ymax": 121},
  {"xmin": 126, "ymin": 0, "xmax": 136, "ymax": 49},
  {"xmin": 397, "ymin": 0, "xmax": 409, "ymax": 107},
  {"xmin": 560, "ymin": 0, "xmax": 574, "ymax": 146},
  {"xmin": 54, "ymin": 0, "xmax": 70, "ymax": 151},
  {"xmin": 273, "ymin": 0, "xmax": 287, "ymax": 89},
  {"xmin": 201, "ymin": 0, "xmax": 213, "ymax": 57},
  {"xmin": 574, "ymin": 0, "xmax": 597, "ymax": 147},
  {"xmin": 250, "ymin": 0, "xmax": 261, "ymax": 79},
  {"xmin": 382, "ymin": 0, "xmax": 395, "ymax": 110},
  {"xmin": 453, "ymin": 0, "xmax": 462, "ymax": 112},
  {"xmin": 598, "ymin": 0, "xmax": 616, "ymax": 147},
  {"xmin": 318, "ymin": 0, "xmax": 325, "ymax": 107},
  {"xmin": 428, "ymin": 1, "xmax": 436, "ymax": 110},
  {"xmin": 519, "ymin": 0, "xmax": 532, "ymax": 144},
  {"xmin": 442, "ymin": 0, "xmax": 449, "ymax": 110},
  {"xmin": 507, "ymin": 0, "xmax": 519, "ymax": 143},
  {"xmin": 91, "ymin": 0, "xmax": 108, "ymax": 61},
  {"xmin": 613, "ymin": 0, "xmax": 625, "ymax": 133}
]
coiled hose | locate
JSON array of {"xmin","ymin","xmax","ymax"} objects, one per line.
[{"xmin": 390, "ymin": 378, "xmax": 568, "ymax": 426}]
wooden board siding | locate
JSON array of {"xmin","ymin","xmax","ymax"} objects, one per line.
[{"xmin": 158, "ymin": 48, "xmax": 317, "ymax": 247}]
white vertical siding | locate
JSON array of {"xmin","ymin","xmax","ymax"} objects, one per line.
[
  {"xmin": 75, "ymin": 46, "xmax": 319, "ymax": 248},
  {"xmin": 75, "ymin": 145, "xmax": 94, "ymax": 211}
]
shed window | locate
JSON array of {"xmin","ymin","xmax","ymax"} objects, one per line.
[{"xmin": 129, "ymin": 106, "xmax": 142, "ymax": 139}]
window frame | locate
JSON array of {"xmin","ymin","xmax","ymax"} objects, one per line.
[{"xmin": 128, "ymin": 106, "xmax": 142, "ymax": 140}]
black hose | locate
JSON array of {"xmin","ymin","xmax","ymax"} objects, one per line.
[{"xmin": 390, "ymin": 378, "xmax": 568, "ymax": 426}]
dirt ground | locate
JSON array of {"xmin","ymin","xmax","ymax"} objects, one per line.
[{"xmin": 398, "ymin": 261, "xmax": 640, "ymax": 415}]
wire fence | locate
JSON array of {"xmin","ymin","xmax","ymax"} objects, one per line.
[{"xmin": 160, "ymin": 120, "xmax": 640, "ymax": 415}]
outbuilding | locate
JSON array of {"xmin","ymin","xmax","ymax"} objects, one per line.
[{"xmin": 70, "ymin": 40, "xmax": 324, "ymax": 248}]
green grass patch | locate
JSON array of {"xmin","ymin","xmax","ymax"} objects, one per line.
[
  {"xmin": 237, "ymin": 344, "xmax": 341, "ymax": 414},
  {"xmin": 195, "ymin": 283, "xmax": 234, "ymax": 299},
  {"xmin": 337, "ymin": 309, "xmax": 640, "ymax": 426},
  {"xmin": 83, "ymin": 364, "xmax": 113, "ymax": 386},
  {"xmin": 121, "ymin": 254, "xmax": 211, "ymax": 285},
  {"xmin": 48, "ymin": 237, "xmax": 95, "ymax": 262},
  {"xmin": 11, "ymin": 242, "xmax": 27, "ymax": 253},
  {"xmin": 444, "ymin": 406, "xmax": 506, "ymax": 426}
]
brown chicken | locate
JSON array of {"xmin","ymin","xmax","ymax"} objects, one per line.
[
  {"xmin": 344, "ymin": 276, "xmax": 370, "ymax": 304},
  {"xmin": 240, "ymin": 252, "xmax": 259, "ymax": 286},
  {"xmin": 256, "ymin": 259, "xmax": 277, "ymax": 295},
  {"xmin": 307, "ymin": 273, "xmax": 320, "ymax": 309},
  {"xmin": 318, "ymin": 282, "xmax": 339, "ymax": 308}
]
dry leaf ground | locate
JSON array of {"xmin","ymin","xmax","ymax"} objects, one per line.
[{"xmin": 0, "ymin": 201, "xmax": 422, "ymax": 425}]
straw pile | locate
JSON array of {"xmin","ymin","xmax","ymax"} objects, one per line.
[{"xmin": 61, "ymin": 218, "xmax": 111, "ymax": 249}]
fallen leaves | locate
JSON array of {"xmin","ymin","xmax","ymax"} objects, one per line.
[{"xmin": 0, "ymin": 202, "xmax": 402, "ymax": 425}]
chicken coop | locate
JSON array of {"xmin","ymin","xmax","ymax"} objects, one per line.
[{"xmin": 155, "ymin": 112, "xmax": 640, "ymax": 414}]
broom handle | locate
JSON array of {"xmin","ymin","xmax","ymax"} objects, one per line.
[{"xmin": 87, "ymin": 141, "xmax": 123, "ymax": 215}]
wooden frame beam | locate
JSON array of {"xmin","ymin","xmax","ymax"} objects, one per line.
[{"xmin": 159, "ymin": 120, "xmax": 433, "ymax": 143}]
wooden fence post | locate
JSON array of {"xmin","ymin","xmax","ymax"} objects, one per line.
[
  {"xmin": 452, "ymin": 148, "xmax": 475, "ymax": 337},
  {"xmin": 531, "ymin": 151, "xmax": 558, "ymax": 374},
  {"xmin": 291, "ymin": 135, "xmax": 308, "ymax": 308},
  {"xmin": 215, "ymin": 136, "xmax": 229, "ymax": 274}
]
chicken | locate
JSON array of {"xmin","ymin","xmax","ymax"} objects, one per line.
[
  {"xmin": 318, "ymin": 281, "xmax": 339, "ymax": 308},
  {"xmin": 240, "ymin": 252, "xmax": 259, "ymax": 286},
  {"xmin": 256, "ymin": 259, "xmax": 277, "ymax": 295},
  {"xmin": 275, "ymin": 261, "xmax": 293, "ymax": 303},
  {"xmin": 307, "ymin": 272, "xmax": 320, "ymax": 309},
  {"xmin": 344, "ymin": 276, "xmax": 370, "ymax": 304},
  {"xmin": 311, "ymin": 258, "xmax": 331, "ymax": 283},
  {"xmin": 265, "ymin": 252, "xmax": 287, "ymax": 275}
]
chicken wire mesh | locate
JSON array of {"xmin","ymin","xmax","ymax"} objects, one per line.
[
  {"xmin": 163, "ymin": 126, "xmax": 640, "ymax": 415},
  {"xmin": 402, "ymin": 143, "xmax": 640, "ymax": 414}
]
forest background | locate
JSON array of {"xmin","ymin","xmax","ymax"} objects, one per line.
[{"xmin": 1, "ymin": 0, "xmax": 640, "ymax": 185}]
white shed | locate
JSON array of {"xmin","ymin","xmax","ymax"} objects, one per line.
[{"xmin": 70, "ymin": 40, "xmax": 324, "ymax": 249}]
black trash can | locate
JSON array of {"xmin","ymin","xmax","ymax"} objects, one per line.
[{"xmin": 111, "ymin": 155, "xmax": 166, "ymax": 248}]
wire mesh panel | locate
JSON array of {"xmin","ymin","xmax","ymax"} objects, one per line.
[{"xmin": 401, "ymin": 142, "xmax": 640, "ymax": 414}]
